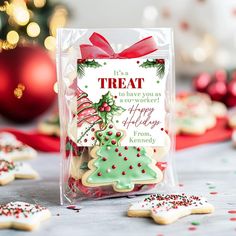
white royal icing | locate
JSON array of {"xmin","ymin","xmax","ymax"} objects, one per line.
[
  {"xmin": 0, "ymin": 160, "xmax": 37, "ymax": 182},
  {"xmin": 0, "ymin": 137, "xmax": 37, "ymax": 161},
  {"xmin": 0, "ymin": 202, "xmax": 50, "ymax": 226},
  {"xmin": 129, "ymin": 193, "xmax": 213, "ymax": 219}
]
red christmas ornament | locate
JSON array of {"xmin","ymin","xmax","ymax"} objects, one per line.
[
  {"xmin": 207, "ymin": 80, "xmax": 227, "ymax": 102},
  {"xmin": 213, "ymin": 69, "xmax": 227, "ymax": 82},
  {"xmin": 193, "ymin": 73, "xmax": 211, "ymax": 93},
  {"xmin": 0, "ymin": 45, "xmax": 56, "ymax": 123},
  {"xmin": 225, "ymin": 79, "xmax": 236, "ymax": 107}
]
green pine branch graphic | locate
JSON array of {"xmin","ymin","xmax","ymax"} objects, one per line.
[
  {"xmin": 77, "ymin": 59, "xmax": 102, "ymax": 78},
  {"xmin": 139, "ymin": 59, "xmax": 165, "ymax": 78}
]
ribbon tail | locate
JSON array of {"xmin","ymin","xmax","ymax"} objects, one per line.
[
  {"xmin": 118, "ymin": 36, "xmax": 158, "ymax": 58},
  {"xmin": 80, "ymin": 45, "xmax": 110, "ymax": 59}
]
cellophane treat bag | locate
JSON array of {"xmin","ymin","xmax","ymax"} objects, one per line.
[{"xmin": 56, "ymin": 28, "xmax": 176, "ymax": 204}]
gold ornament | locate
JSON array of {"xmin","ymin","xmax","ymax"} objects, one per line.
[
  {"xmin": 0, "ymin": 39, "xmax": 16, "ymax": 51},
  {"xmin": 14, "ymin": 83, "xmax": 25, "ymax": 99}
]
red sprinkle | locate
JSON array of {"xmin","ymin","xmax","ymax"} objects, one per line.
[
  {"xmin": 122, "ymin": 171, "xmax": 126, "ymax": 175},
  {"xmin": 124, "ymin": 146, "xmax": 128, "ymax": 150},
  {"xmin": 107, "ymin": 131, "xmax": 113, "ymax": 136},
  {"xmin": 97, "ymin": 172, "xmax": 102, "ymax": 176},
  {"xmin": 67, "ymin": 205, "xmax": 76, "ymax": 209},
  {"xmin": 112, "ymin": 165, "xmax": 116, "ymax": 169},
  {"xmin": 137, "ymin": 147, "xmax": 141, "ymax": 151},
  {"xmin": 124, "ymin": 157, "xmax": 128, "ymax": 161},
  {"xmin": 188, "ymin": 226, "xmax": 197, "ymax": 231},
  {"xmin": 129, "ymin": 165, "xmax": 133, "ymax": 169},
  {"xmin": 109, "ymin": 125, "xmax": 113, "ymax": 129},
  {"xmin": 210, "ymin": 192, "xmax": 218, "ymax": 195},
  {"xmin": 138, "ymin": 163, "xmax": 142, "ymax": 167},
  {"xmin": 115, "ymin": 148, "xmax": 119, "ymax": 152},
  {"xmin": 111, "ymin": 140, "xmax": 116, "ymax": 145},
  {"xmin": 142, "ymin": 169, "xmax": 146, "ymax": 173},
  {"xmin": 116, "ymin": 132, "xmax": 121, "ymax": 137},
  {"xmin": 137, "ymin": 153, "xmax": 141, "ymax": 157},
  {"xmin": 230, "ymin": 218, "xmax": 236, "ymax": 221},
  {"xmin": 118, "ymin": 153, "xmax": 122, "ymax": 156},
  {"xmin": 102, "ymin": 157, "xmax": 107, "ymax": 161}
]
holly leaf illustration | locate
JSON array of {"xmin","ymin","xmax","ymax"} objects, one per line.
[
  {"xmin": 93, "ymin": 91, "xmax": 125, "ymax": 126},
  {"xmin": 140, "ymin": 59, "xmax": 165, "ymax": 78}
]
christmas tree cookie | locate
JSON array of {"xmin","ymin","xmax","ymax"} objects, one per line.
[
  {"xmin": 95, "ymin": 124, "xmax": 125, "ymax": 146},
  {"xmin": 68, "ymin": 87, "xmax": 102, "ymax": 145},
  {"xmin": 82, "ymin": 146, "xmax": 163, "ymax": 192}
]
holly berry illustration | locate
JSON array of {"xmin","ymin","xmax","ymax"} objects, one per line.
[
  {"xmin": 156, "ymin": 59, "xmax": 165, "ymax": 64},
  {"xmin": 98, "ymin": 102, "xmax": 111, "ymax": 112},
  {"xmin": 139, "ymin": 59, "xmax": 165, "ymax": 78},
  {"xmin": 93, "ymin": 92, "xmax": 125, "ymax": 126}
]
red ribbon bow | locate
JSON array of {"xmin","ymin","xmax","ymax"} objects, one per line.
[{"xmin": 80, "ymin": 32, "xmax": 158, "ymax": 59}]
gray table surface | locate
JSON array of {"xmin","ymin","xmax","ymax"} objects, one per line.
[{"xmin": 1, "ymin": 140, "xmax": 236, "ymax": 236}]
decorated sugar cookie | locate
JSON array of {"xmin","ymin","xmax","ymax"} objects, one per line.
[
  {"xmin": 175, "ymin": 115, "xmax": 216, "ymax": 135},
  {"xmin": 38, "ymin": 113, "xmax": 60, "ymax": 137},
  {"xmin": 176, "ymin": 93, "xmax": 211, "ymax": 117},
  {"xmin": 95, "ymin": 123, "xmax": 125, "ymax": 146},
  {"xmin": 0, "ymin": 160, "xmax": 38, "ymax": 186},
  {"xmin": 67, "ymin": 87, "xmax": 102, "ymax": 145},
  {"xmin": 82, "ymin": 145, "xmax": 163, "ymax": 192},
  {"xmin": 0, "ymin": 134, "xmax": 37, "ymax": 161},
  {"xmin": 175, "ymin": 92, "xmax": 226, "ymax": 135},
  {"xmin": 0, "ymin": 202, "xmax": 51, "ymax": 231},
  {"xmin": 210, "ymin": 101, "xmax": 227, "ymax": 118},
  {"xmin": 70, "ymin": 149, "xmax": 90, "ymax": 180},
  {"xmin": 128, "ymin": 193, "xmax": 214, "ymax": 224},
  {"xmin": 68, "ymin": 117, "xmax": 101, "ymax": 145}
]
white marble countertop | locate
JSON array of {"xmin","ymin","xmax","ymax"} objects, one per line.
[{"xmin": 0, "ymin": 139, "xmax": 236, "ymax": 236}]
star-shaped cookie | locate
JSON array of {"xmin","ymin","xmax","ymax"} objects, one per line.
[
  {"xmin": 0, "ymin": 133, "xmax": 37, "ymax": 161},
  {"xmin": 0, "ymin": 202, "xmax": 51, "ymax": 231},
  {"xmin": 128, "ymin": 193, "xmax": 214, "ymax": 224},
  {"xmin": 0, "ymin": 160, "xmax": 38, "ymax": 186}
]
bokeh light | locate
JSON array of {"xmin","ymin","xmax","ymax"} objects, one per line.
[
  {"xmin": 6, "ymin": 30, "xmax": 19, "ymax": 44},
  {"xmin": 33, "ymin": 0, "xmax": 46, "ymax": 8},
  {"xmin": 27, "ymin": 22, "xmax": 40, "ymax": 37},
  {"xmin": 44, "ymin": 36, "xmax": 56, "ymax": 51}
]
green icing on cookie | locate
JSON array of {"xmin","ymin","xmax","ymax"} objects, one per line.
[
  {"xmin": 95, "ymin": 124, "xmax": 124, "ymax": 146},
  {"xmin": 86, "ymin": 146, "xmax": 159, "ymax": 191}
]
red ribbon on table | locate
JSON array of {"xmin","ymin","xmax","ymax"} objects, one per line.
[{"xmin": 80, "ymin": 32, "xmax": 158, "ymax": 59}]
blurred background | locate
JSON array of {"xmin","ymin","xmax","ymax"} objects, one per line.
[{"xmin": 0, "ymin": 0, "xmax": 235, "ymax": 145}]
